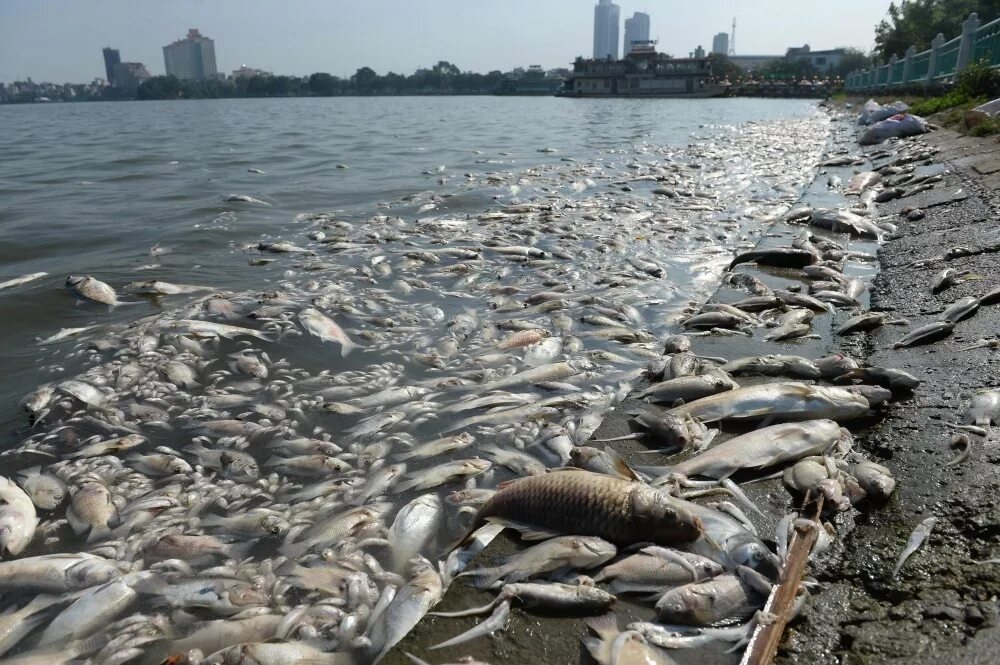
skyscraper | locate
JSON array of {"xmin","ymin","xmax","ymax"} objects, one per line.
[
  {"xmin": 712, "ymin": 32, "xmax": 730, "ymax": 55},
  {"xmin": 102, "ymin": 47, "xmax": 121, "ymax": 84},
  {"xmin": 163, "ymin": 29, "xmax": 218, "ymax": 81},
  {"xmin": 623, "ymin": 12, "xmax": 651, "ymax": 55},
  {"xmin": 593, "ymin": 0, "xmax": 620, "ymax": 60}
]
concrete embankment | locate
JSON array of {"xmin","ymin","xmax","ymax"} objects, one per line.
[
  {"xmin": 777, "ymin": 125, "xmax": 1000, "ymax": 665},
  {"xmin": 385, "ymin": 115, "xmax": 1000, "ymax": 665}
]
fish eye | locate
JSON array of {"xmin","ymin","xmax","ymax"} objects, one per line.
[{"xmin": 270, "ymin": 526, "xmax": 280, "ymax": 535}]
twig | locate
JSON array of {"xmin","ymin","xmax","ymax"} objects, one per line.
[{"xmin": 739, "ymin": 493, "xmax": 824, "ymax": 665}]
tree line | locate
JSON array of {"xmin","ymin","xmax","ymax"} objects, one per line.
[
  {"xmin": 136, "ymin": 61, "xmax": 537, "ymax": 100},
  {"xmin": 875, "ymin": 0, "xmax": 999, "ymax": 60}
]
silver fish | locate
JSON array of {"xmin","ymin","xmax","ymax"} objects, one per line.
[
  {"xmin": 669, "ymin": 383, "xmax": 870, "ymax": 423},
  {"xmin": 0, "ymin": 271, "xmax": 48, "ymax": 291},
  {"xmin": 891, "ymin": 516, "xmax": 937, "ymax": 578},
  {"xmin": 0, "ymin": 476, "xmax": 38, "ymax": 557},
  {"xmin": 463, "ymin": 535, "xmax": 617, "ymax": 589}
]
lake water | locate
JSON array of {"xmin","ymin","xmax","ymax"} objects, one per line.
[
  {"xmin": 0, "ymin": 95, "xmax": 832, "ymax": 663},
  {"xmin": 0, "ymin": 96, "xmax": 824, "ymax": 417}
]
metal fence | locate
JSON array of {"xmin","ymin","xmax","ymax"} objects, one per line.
[{"xmin": 845, "ymin": 13, "xmax": 1000, "ymax": 91}]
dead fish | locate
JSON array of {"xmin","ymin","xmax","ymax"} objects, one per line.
[
  {"xmin": 891, "ymin": 517, "xmax": 936, "ymax": 578},
  {"xmin": 433, "ymin": 580, "xmax": 616, "ymax": 617},
  {"xmin": 940, "ymin": 296, "xmax": 980, "ymax": 323},
  {"xmin": 656, "ymin": 419, "xmax": 845, "ymax": 481},
  {"xmin": 669, "ymin": 383, "xmax": 870, "ymax": 423},
  {"xmin": 722, "ymin": 355, "xmax": 821, "ymax": 380},
  {"xmin": 584, "ymin": 614, "xmax": 677, "ymax": 665},
  {"xmin": 461, "ymin": 535, "xmax": 617, "ymax": 589},
  {"xmin": 728, "ymin": 248, "xmax": 817, "ymax": 270},
  {"xmin": 460, "ymin": 470, "xmax": 703, "ymax": 547},
  {"xmin": 931, "ymin": 268, "xmax": 958, "ymax": 294},
  {"xmin": 852, "ymin": 460, "xmax": 896, "ymax": 501},
  {"xmin": 226, "ymin": 193, "xmax": 270, "ymax": 205},
  {"xmin": 0, "ymin": 272, "xmax": 48, "ymax": 291},
  {"xmin": 835, "ymin": 367, "xmax": 920, "ymax": 392},
  {"xmin": 639, "ymin": 371, "xmax": 738, "ymax": 404},
  {"xmin": 965, "ymin": 390, "xmax": 1000, "ymax": 429},
  {"xmin": 0, "ymin": 476, "xmax": 38, "ymax": 557},
  {"xmin": 892, "ymin": 321, "xmax": 954, "ymax": 348},
  {"xmin": 835, "ymin": 311, "xmax": 887, "ymax": 335},
  {"xmin": 65, "ymin": 275, "xmax": 127, "ymax": 307},
  {"xmin": 593, "ymin": 548, "xmax": 723, "ymax": 593},
  {"xmin": 127, "ymin": 280, "xmax": 213, "ymax": 295},
  {"xmin": 569, "ymin": 446, "xmax": 639, "ymax": 480},
  {"xmin": 655, "ymin": 566, "xmax": 770, "ymax": 625},
  {"xmin": 298, "ymin": 307, "xmax": 359, "ymax": 356},
  {"xmin": 811, "ymin": 209, "xmax": 882, "ymax": 238},
  {"xmin": 429, "ymin": 599, "xmax": 511, "ymax": 650},
  {"xmin": 844, "ymin": 171, "xmax": 881, "ymax": 195}
]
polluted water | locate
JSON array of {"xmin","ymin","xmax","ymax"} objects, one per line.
[{"xmin": 1, "ymin": 104, "xmax": 838, "ymax": 665}]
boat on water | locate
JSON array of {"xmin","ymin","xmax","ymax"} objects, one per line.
[{"xmin": 559, "ymin": 41, "xmax": 729, "ymax": 99}]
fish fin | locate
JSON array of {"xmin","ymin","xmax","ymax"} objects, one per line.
[
  {"xmin": 404, "ymin": 653, "xmax": 433, "ymax": 665},
  {"xmin": 614, "ymin": 456, "xmax": 640, "ymax": 480},
  {"xmin": 584, "ymin": 612, "xmax": 619, "ymax": 640},
  {"xmin": 483, "ymin": 517, "xmax": 561, "ymax": 541},
  {"xmin": 457, "ymin": 567, "xmax": 504, "ymax": 590},
  {"xmin": 65, "ymin": 506, "xmax": 87, "ymax": 535}
]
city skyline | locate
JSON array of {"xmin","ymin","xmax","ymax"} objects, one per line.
[{"xmin": 0, "ymin": 0, "xmax": 895, "ymax": 83}]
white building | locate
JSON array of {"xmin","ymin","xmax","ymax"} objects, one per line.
[
  {"xmin": 712, "ymin": 32, "xmax": 729, "ymax": 55},
  {"xmin": 232, "ymin": 65, "xmax": 270, "ymax": 80},
  {"xmin": 593, "ymin": 0, "xmax": 620, "ymax": 60},
  {"xmin": 163, "ymin": 29, "xmax": 218, "ymax": 81},
  {"xmin": 623, "ymin": 12, "xmax": 651, "ymax": 55}
]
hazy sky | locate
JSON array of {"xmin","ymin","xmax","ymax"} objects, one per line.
[{"xmin": 0, "ymin": 0, "xmax": 894, "ymax": 82}]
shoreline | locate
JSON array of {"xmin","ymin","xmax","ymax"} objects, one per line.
[{"xmin": 384, "ymin": 112, "xmax": 1000, "ymax": 664}]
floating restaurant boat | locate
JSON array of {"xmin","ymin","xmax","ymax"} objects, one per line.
[{"xmin": 559, "ymin": 41, "xmax": 729, "ymax": 98}]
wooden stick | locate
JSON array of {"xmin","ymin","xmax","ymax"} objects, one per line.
[{"xmin": 740, "ymin": 495, "xmax": 824, "ymax": 665}]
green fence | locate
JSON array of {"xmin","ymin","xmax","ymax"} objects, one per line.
[{"xmin": 845, "ymin": 13, "xmax": 1000, "ymax": 91}]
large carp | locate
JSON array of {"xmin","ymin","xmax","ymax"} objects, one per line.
[{"xmin": 460, "ymin": 470, "xmax": 703, "ymax": 546}]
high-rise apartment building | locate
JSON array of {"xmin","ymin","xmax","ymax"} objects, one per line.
[
  {"xmin": 102, "ymin": 47, "xmax": 121, "ymax": 84},
  {"xmin": 623, "ymin": 12, "xmax": 651, "ymax": 55},
  {"xmin": 712, "ymin": 32, "xmax": 730, "ymax": 55},
  {"xmin": 163, "ymin": 29, "xmax": 218, "ymax": 81},
  {"xmin": 593, "ymin": 0, "xmax": 620, "ymax": 60}
]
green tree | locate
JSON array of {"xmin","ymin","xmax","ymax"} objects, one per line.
[
  {"xmin": 708, "ymin": 53, "xmax": 744, "ymax": 80},
  {"xmin": 762, "ymin": 58, "xmax": 820, "ymax": 80},
  {"xmin": 352, "ymin": 67, "xmax": 378, "ymax": 93},
  {"xmin": 874, "ymin": 0, "xmax": 1000, "ymax": 60},
  {"xmin": 137, "ymin": 75, "xmax": 182, "ymax": 100},
  {"xmin": 834, "ymin": 48, "xmax": 873, "ymax": 78},
  {"xmin": 308, "ymin": 72, "xmax": 339, "ymax": 96}
]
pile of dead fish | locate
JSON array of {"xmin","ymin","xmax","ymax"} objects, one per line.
[
  {"xmin": 391, "ymin": 126, "xmax": 971, "ymax": 662},
  {"xmin": 0, "ymin": 115, "xmax": 844, "ymax": 665}
]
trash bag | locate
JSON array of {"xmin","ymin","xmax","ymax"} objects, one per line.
[
  {"xmin": 857, "ymin": 100, "xmax": 910, "ymax": 125},
  {"xmin": 858, "ymin": 113, "xmax": 929, "ymax": 145}
]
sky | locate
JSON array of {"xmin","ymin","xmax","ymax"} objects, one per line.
[{"xmin": 0, "ymin": 0, "xmax": 895, "ymax": 83}]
